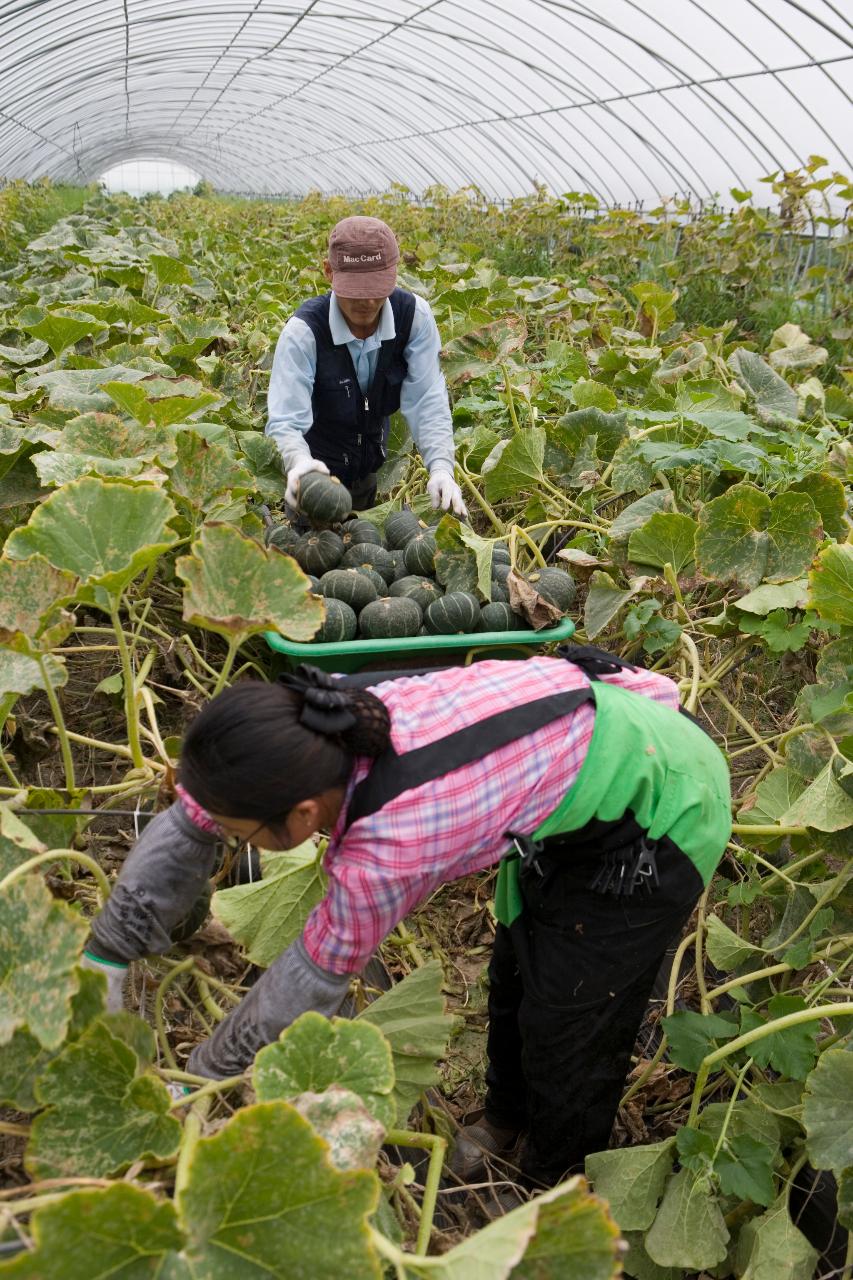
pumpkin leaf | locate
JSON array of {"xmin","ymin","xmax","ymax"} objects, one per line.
[
  {"xmin": 585, "ymin": 1138, "xmax": 674, "ymax": 1230},
  {"xmin": 808, "ymin": 543, "xmax": 853, "ymax": 627},
  {"xmin": 779, "ymin": 760, "xmax": 853, "ymax": 832},
  {"xmin": 803, "ymin": 1048, "xmax": 853, "ymax": 1173},
  {"xmin": 0, "ymin": 554, "xmax": 78, "ymax": 643},
  {"xmin": 5, "ymin": 477, "xmax": 178, "ymax": 596},
  {"xmin": 644, "ymin": 1169, "xmax": 729, "ymax": 1272},
  {"xmin": 441, "ymin": 316, "xmax": 527, "ymax": 383},
  {"xmin": 23, "ymin": 365, "xmax": 153, "ymax": 413},
  {"xmin": 704, "ymin": 914, "xmax": 762, "ymax": 970},
  {"xmin": 21, "ymin": 308, "xmax": 109, "ymax": 356},
  {"xmin": 27, "ymin": 1018, "xmax": 181, "ymax": 1179},
  {"xmin": 254, "ymin": 1012, "xmax": 396, "ymax": 1128},
  {"xmin": 695, "ymin": 484, "xmax": 822, "ymax": 589},
  {"xmin": 291, "ymin": 1086, "xmax": 385, "ymax": 1172},
  {"xmin": 0, "ymin": 644, "xmax": 67, "ymax": 697},
  {"xmin": 583, "ymin": 571, "xmax": 646, "ymax": 640},
  {"xmin": 0, "ymin": 875, "xmax": 88, "ymax": 1050},
  {"xmin": 728, "ymin": 348, "xmax": 798, "ymax": 421},
  {"xmin": 627, "ymin": 513, "xmax": 697, "ymax": 574},
  {"xmin": 177, "ymin": 521, "xmax": 325, "ymax": 641},
  {"xmin": 358, "ymin": 961, "xmax": 456, "ymax": 1123},
  {"xmin": 735, "ymin": 1196, "xmax": 819, "ymax": 1280},
  {"xmin": 660, "ymin": 1010, "xmax": 738, "ymax": 1072},
  {"xmin": 211, "ymin": 840, "xmax": 326, "ymax": 966},
  {"xmin": 483, "ymin": 429, "xmax": 546, "ymax": 504},
  {"xmin": 735, "ymin": 579, "xmax": 809, "ymax": 615},
  {"xmin": 147, "ymin": 253, "xmax": 193, "ymax": 286},
  {"xmin": 790, "ymin": 473, "xmax": 847, "ymax": 541},
  {"xmin": 412, "ymin": 1178, "xmax": 621, "ymax": 1280},
  {"xmin": 609, "ymin": 489, "xmax": 675, "ymax": 542},
  {"xmin": 174, "ymin": 1101, "xmax": 380, "ymax": 1279},
  {"xmin": 0, "ymin": 1182, "xmax": 184, "ymax": 1278},
  {"xmin": 0, "ymin": 968, "xmax": 105, "ymax": 1111},
  {"xmin": 167, "ymin": 430, "xmax": 253, "ymax": 511},
  {"xmin": 104, "ymin": 379, "xmax": 219, "ymax": 428}
]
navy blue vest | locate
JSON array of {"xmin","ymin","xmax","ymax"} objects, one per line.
[{"xmin": 295, "ymin": 288, "xmax": 416, "ymax": 487}]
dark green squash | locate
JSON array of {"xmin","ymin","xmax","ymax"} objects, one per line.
[
  {"xmin": 358, "ymin": 596, "xmax": 422, "ymax": 639},
  {"xmin": 341, "ymin": 518, "xmax": 383, "ymax": 550},
  {"xmin": 477, "ymin": 602, "xmax": 529, "ymax": 632},
  {"xmin": 390, "ymin": 575, "xmax": 444, "ymax": 611},
  {"xmin": 356, "ymin": 565, "xmax": 388, "ymax": 594},
  {"xmin": 341, "ymin": 543, "xmax": 396, "ymax": 585},
  {"xmin": 319, "ymin": 568, "xmax": 379, "ymax": 613},
  {"xmin": 403, "ymin": 531, "xmax": 437, "ymax": 576},
  {"xmin": 489, "ymin": 576, "xmax": 510, "ymax": 604},
  {"xmin": 297, "ymin": 472, "xmax": 352, "ymax": 525},
  {"xmin": 388, "ymin": 549, "xmax": 409, "ymax": 582},
  {"xmin": 492, "ymin": 543, "xmax": 511, "ymax": 567},
  {"xmin": 294, "ymin": 529, "xmax": 344, "ymax": 577},
  {"xmin": 526, "ymin": 567, "xmax": 576, "ymax": 612},
  {"xmin": 312, "ymin": 597, "xmax": 357, "ymax": 642},
  {"xmin": 265, "ymin": 522, "xmax": 301, "ymax": 553},
  {"xmin": 424, "ymin": 591, "xmax": 481, "ymax": 635},
  {"xmin": 491, "ymin": 561, "xmax": 511, "ymax": 585},
  {"xmin": 385, "ymin": 509, "xmax": 423, "ymax": 549}
]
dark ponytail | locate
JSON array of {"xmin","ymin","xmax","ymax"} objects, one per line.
[{"xmin": 179, "ymin": 671, "xmax": 391, "ymax": 822}]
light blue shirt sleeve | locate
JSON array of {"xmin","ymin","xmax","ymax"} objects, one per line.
[
  {"xmin": 265, "ymin": 317, "xmax": 318, "ymax": 470},
  {"xmin": 265, "ymin": 293, "xmax": 455, "ymax": 476}
]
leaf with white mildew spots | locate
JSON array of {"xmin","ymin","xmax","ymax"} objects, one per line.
[
  {"xmin": 0, "ymin": 875, "xmax": 88, "ymax": 1050},
  {"xmin": 27, "ymin": 1019, "xmax": 181, "ymax": 1178},
  {"xmin": 177, "ymin": 521, "xmax": 324, "ymax": 641}
]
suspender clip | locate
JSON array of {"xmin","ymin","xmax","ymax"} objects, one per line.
[{"xmin": 507, "ymin": 831, "xmax": 545, "ymax": 879}]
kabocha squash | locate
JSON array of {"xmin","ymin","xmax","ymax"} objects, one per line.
[
  {"xmin": 385, "ymin": 509, "xmax": 423, "ymax": 549},
  {"xmin": 478, "ymin": 602, "xmax": 529, "ymax": 632},
  {"xmin": 341, "ymin": 542, "xmax": 397, "ymax": 586},
  {"xmin": 492, "ymin": 544, "xmax": 511, "ymax": 567},
  {"xmin": 388, "ymin": 550, "xmax": 409, "ymax": 582},
  {"xmin": 294, "ymin": 530, "xmax": 344, "ymax": 577},
  {"xmin": 358, "ymin": 596, "xmax": 422, "ymax": 639},
  {"xmin": 489, "ymin": 576, "xmax": 510, "ymax": 604},
  {"xmin": 265, "ymin": 522, "xmax": 300, "ymax": 553},
  {"xmin": 341, "ymin": 518, "xmax": 383, "ymax": 550},
  {"xmin": 424, "ymin": 591, "xmax": 481, "ymax": 635},
  {"xmin": 491, "ymin": 561, "xmax": 511, "ymax": 585},
  {"xmin": 313, "ymin": 598, "xmax": 357, "ymax": 642},
  {"xmin": 390, "ymin": 575, "xmax": 444, "ymax": 611},
  {"xmin": 356, "ymin": 565, "xmax": 388, "ymax": 594},
  {"xmin": 319, "ymin": 568, "xmax": 379, "ymax": 613},
  {"xmin": 526, "ymin": 567, "xmax": 576, "ymax": 612},
  {"xmin": 403, "ymin": 531, "xmax": 437, "ymax": 576},
  {"xmin": 298, "ymin": 472, "xmax": 352, "ymax": 525}
]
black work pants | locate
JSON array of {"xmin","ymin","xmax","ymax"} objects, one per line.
[{"xmin": 484, "ymin": 836, "xmax": 703, "ymax": 1185}]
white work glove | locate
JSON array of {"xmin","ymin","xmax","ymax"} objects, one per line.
[
  {"xmin": 285, "ymin": 457, "xmax": 329, "ymax": 511},
  {"xmin": 427, "ymin": 467, "xmax": 467, "ymax": 518},
  {"xmin": 80, "ymin": 951, "xmax": 128, "ymax": 1014}
]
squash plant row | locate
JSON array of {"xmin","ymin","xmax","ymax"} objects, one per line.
[{"xmin": 0, "ymin": 178, "xmax": 850, "ymax": 1277}]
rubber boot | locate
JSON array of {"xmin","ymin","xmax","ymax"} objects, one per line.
[{"xmin": 449, "ymin": 1116, "xmax": 522, "ymax": 1182}]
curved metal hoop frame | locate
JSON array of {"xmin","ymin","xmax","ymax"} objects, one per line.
[{"xmin": 0, "ymin": 0, "xmax": 850, "ymax": 199}]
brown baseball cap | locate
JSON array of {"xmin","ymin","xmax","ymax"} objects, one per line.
[{"xmin": 327, "ymin": 215, "xmax": 399, "ymax": 299}]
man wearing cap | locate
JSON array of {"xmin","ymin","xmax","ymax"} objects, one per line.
[{"xmin": 266, "ymin": 215, "xmax": 466, "ymax": 516}]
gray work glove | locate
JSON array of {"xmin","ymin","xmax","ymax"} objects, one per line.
[
  {"xmin": 80, "ymin": 952, "xmax": 127, "ymax": 1013},
  {"xmin": 187, "ymin": 935, "xmax": 352, "ymax": 1080},
  {"xmin": 88, "ymin": 802, "xmax": 219, "ymax": 962}
]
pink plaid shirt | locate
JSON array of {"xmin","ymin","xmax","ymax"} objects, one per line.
[
  {"xmin": 181, "ymin": 657, "xmax": 681, "ymax": 974},
  {"xmin": 301, "ymin": 657, "xmax": 681, "ymax": 974}
]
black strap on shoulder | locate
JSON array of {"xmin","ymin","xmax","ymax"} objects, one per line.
[
  {"xmin": 345, "ymin": 687, "xmax": 594, "ymax": 830},
  {"xmin": 554, "ymin": 643, "xmax": 640, "ymax": 681}
]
